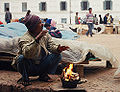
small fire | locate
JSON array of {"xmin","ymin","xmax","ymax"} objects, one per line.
[{"xmin": 63, "ymin": 64, "xmax": 79, "ymax": 81}]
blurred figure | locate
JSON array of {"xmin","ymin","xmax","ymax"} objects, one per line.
[
  {"xmin": 5, "ymin": 8, "xmax": 12, "ymax": 24},
  {"xmin": 75, "ymin": 12, "xmax": 79, "ymax": 24},
  {"xmin": 44, "ymin": 18, "xmax": 52, "ymax": 24},
  {"xmin": 99, "ymin": 15, "xmax": 103, "ymax": 24},
  {"xmin": 103, "ymin": 13, "xmax": 109, "ymax": 24},
  {"xmin": 86, "ymin": 8, "xmax": 94, "ymax": 37},
  {"xmin": 51, "ymin": 20, "xmax": 56, "ymax": 27},
  {"xmin": 110, "ymin": 15, "xmax": 113, "ymax": 24},
  {"xmin": 26, "ymin": 10, "xmax": 31, "ymax": 16},
  {"xmin": 107, "ymin": 15, "xmax": 113, "ymax": 25},
  {"xmin": 44, "ymin": 23, "xmax": 62, "ymax": 38},
  {"xmin": 93, "ymin": 14, "xmax": 98, "ymax": 24}
]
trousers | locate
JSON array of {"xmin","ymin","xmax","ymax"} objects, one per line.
[{"xmin": 17, "ymin": 53, "xmax": 62, "ymax": 77}]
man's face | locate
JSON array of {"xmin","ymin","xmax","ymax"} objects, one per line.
[{"xmin": 35, "ymin": 22, "xmax": 43, "ymax": 33}]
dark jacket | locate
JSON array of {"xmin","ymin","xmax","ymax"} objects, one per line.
[
  {"xmin": 5, "ymin": 11, "xmax": 12, "ymax": 21},
  {"xmin": 99, "ymin": 17, "xmax": 103, "ymax": 24},
  {"xmin": 104, "ymin": 16, "xmax": 107, "ymax": 24}
]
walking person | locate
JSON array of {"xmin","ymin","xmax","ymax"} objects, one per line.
[
  {"xmin": 5, "ymin": 8, "xmax": 12, "ymax": 24},
  {"xmin": 103, "ymin": 13, "xmax": 109, "ymax": 24},
  {"xmin": 75, "ymin": 12, "xmax": 79, "ymax": 24},
  {"xmin": 99, "ymin": 15, "xmax": 103, "ymax": 24},
  {"xmin": 86, "ymin": 8, "xmax": 94, "ymax": 37}
]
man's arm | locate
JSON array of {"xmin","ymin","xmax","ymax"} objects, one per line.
[
  {"xmin": 47, "ymin": 34, "xmax": 60, "ymax": 53},
  {"xmin": 47, "ymin": 34, "xmax": 69, "ymax": 53},
  {"xmin": 18, "ymin": 39, "xmax": 39, "ymax": 59}
]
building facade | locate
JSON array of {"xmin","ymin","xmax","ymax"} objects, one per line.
[{"xmin": 0, "ymin": 0, "xmax": 119, "ymax": 24}]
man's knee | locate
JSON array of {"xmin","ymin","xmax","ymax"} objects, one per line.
[
  {"xmin": 17, "ymin": 55, "xmax": 24, "ymax": 64},
  {"xmin": 54, "ymin": 53, "xmax": 62, "ymax": 61}
]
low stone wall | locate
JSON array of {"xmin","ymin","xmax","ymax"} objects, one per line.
[{"xmin": 0, "ymin": 83, "xmax": 51, "ymax": 92}]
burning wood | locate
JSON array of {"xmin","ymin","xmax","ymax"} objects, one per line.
[
  {"xmin": 63, "ymin": 64, "xmax": 80, "ymax": 81},
  {"xmin": 61, "ymin": 64, "xmax": 80, "ymax": 88}
]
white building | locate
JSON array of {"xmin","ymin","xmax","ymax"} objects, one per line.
[{"xmin": 0, "ymin": 0, "xmax": 120, "ymax": 24}]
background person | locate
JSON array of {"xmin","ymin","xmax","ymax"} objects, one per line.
[
  {"xmin": 5, "ymin": 8, "xmax": 12, "ymax": 24},
  {"xmin": 44, "ymin": 23, "xmax": 62, "ymax": 38},
  {"xmin": 93, "ymin": 14, "xmax": 98, "ymax": 25},
  {"xmin": 99, "ymin": 15, "xmax": 103, "ymax": 24},
  {"xmin": 86, "ymin": 8, "xmax": 94, "ymax": 37},
  {"xmin": 103, "ymin": 13, "xmax": 109, "ymax": 24},
  {"xmin": 75, "ymin": 12, "xmax": 79, "ymax": 24}
]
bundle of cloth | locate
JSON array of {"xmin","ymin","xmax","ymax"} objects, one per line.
[
  {"xmin": 53, "ymin": 38, "xmax": 118, "ymax": 68},
  {"xmin": 0, "ymin": 22, "xmax": 27, "ymax": 38},
  {"xmin": 0, "ymin": 36, "xmax": 118, "ymax": 68},
  {"xmin": 0, "ymin": 22, "xmax": 119, "ymax": 68},
  {"xmin": 0, "ymin": 22, "xmax": 80, "ymax": 40},
  {"xmin": 60, "ymin": 30, "xmax": 80, "ymax": 40}
]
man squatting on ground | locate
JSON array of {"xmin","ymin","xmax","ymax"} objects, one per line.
[{"xmin": 12, "ymin": 14, "xmax": 69, "ymax": 86}]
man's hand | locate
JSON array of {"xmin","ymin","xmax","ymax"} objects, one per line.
[
  {"xmin": 35, "ymin": 30, "xmax": 48, "ymax": 41},
  {"xmin": 58, "ymin": 45, "xmax": 69, "ymax": 52}
]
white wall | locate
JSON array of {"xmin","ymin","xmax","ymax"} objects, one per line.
[{"xmin": 0, "ymin": 0, "xmax": 120, "ymax": 24}]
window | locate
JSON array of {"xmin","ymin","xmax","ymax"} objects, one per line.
[
  {"xmin": 39, "ymin": 2, "xmax": 47, "ymax": 11},
  {"xmin": 22, "ymin": 2, "xmax": 27, "ymax": 12},
  {"xmin": 61, "ymin": 18, "xmax": 67, "ymax": 23},
  {"xmin": 4, "ymin": 3, "xmax": 9, "ymax": 12},
  {"xmin": 60, "ymin": 1, "xmax": 67, "ymax": 11},
  {"xmin": 103, "ymin": 0, "xmax": 113, "ymax": 10},
  {"xmin": 81, "ymin": 1, "xmax": 89, "ymax": 10}
]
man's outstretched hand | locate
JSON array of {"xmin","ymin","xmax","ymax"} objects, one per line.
[{"xmin": 58, "ymin": 45, "xmax": 69, "ymax": 52}]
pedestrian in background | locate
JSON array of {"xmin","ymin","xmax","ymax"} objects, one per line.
[
  {"xmin": 103, "ymin": 13, "xmax": 109, "ymax": 24},
  {"xmin": 99, "ymin": 15, "xmax": 103, "ymax": 24},
  {"xmin": 86, "ymin": 8, "xmax": 94, "ymax": 37},
  {"xmin": 5, "ymin": 8, "xmax": 12, "ymax": 24},
  {"xmin": 93, "ymin": 14, "xmax": 98, "ymax": 25},
  {"xmin": 75, "ymin": 12, "xmax": 79, "ymax": 24}
]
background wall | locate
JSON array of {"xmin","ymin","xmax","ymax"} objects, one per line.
[{"xmin": 0, "ymin": 0, "xmax": 119, "ymax": 24}]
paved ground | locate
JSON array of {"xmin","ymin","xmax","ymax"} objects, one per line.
[{"xmin": 0, "ymin": 34, "xmax": 120, "ymax": 92}]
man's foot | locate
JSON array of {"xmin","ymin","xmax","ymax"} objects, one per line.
[
  {"xmin": 38, "ymin": 74, "xmax": 53, "ymax": 82},
  {"xmin": 17, "ymin": 77, "xmax": 31, "ymax": 86}
]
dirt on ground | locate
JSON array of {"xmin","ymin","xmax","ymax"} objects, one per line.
[{"xmin": 0, "ymin": 34, "xmax": 120, "ymax": 92}]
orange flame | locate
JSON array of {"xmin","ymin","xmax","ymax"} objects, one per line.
[{"xmin": 63, "ymin": 64, "xmax": 73, "ymax": 81}]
